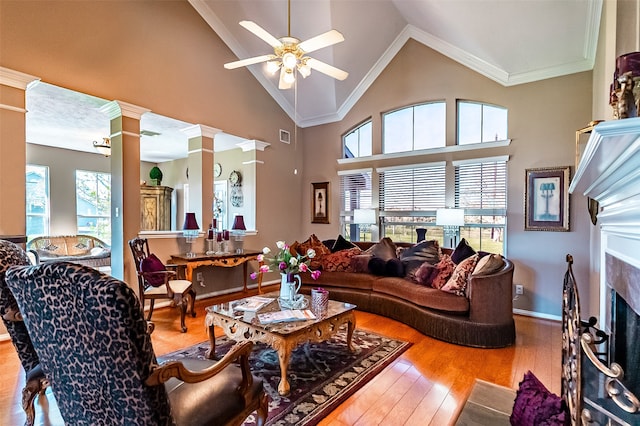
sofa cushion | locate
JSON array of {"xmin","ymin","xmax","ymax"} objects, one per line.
[
  {"xmin": 400, "ymin": 240, "xmax": 441, "ymax": 282},
  {"xmin": 372, "ymin": 277, "xmax": 469, "ymax": 314},
  {"xmin": 473, "ymin": 253, "xmax": 505, "ymax": 276},
  {"xmin": 510, "ymin": 371, "xmax": 569, "ymax": 426},
  {"xmin": 451, "ymin": 238, "xmax": 476, "ymax": 264},
  {"xmin": 429, "ymin": 254, "xmax": 456, "ymax": 289},
  {"xmin": 441, "ymin": 254, "xmax": 479, "ymax": 296},
  {"xmin": 299, "ymin": 270, "xmax": 375, "ymax": 291},
  {"xmin": 141, "ymin": 253, "xmax": 167, "ymax": 287},
  {"xmin": 365, "ymin": 237, "xmax": 397, "ymax": 261},
  {"xmin": 321, "ymin": 247, "xmax": 362, "ymax": 272},
  {"xmin": 351, "ymin": 254, "xmax": 373, "ymax": 273},
  {"xmin": 331, "ymin": 235, "xmax": 357, "ymax": 252}
]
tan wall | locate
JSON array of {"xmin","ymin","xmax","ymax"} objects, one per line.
[{"xmin": 301, "ymin": 39, "xmax": 593, "ymax": 317}]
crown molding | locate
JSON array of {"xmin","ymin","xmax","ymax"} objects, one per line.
[
  {"xmin": 181, "ymin": 124, "xmax": 222, "ymax": 139},
  {"xmin": 0, "ymin": 67, "xmax": 39, "ymax": 90},
  {"xmin": 237, "ymin": 139, "xmax": 270, "ymax": 152},
  {"xmin": 101, "ymin": 101, "xmax": 150, "ymax": 120}
]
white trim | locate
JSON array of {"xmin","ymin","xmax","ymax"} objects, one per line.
[
  {"xmin": 452, "ymin": 155, "xmax": 510, "ymax": 166},
  {"xmin": 237, "ymin": 140, "xmax": 270, "ymax": 152},
  {"xmin": 181, "ymin": 124, "xmax": 222, "ymax": 139},
  {"xmin": 513, "ymin": 308, "xmax": 562, "ymax": 322},
  {"xmin": 376, "ymin": 161, "xmax": 446, "ymax": 173},
  {"xmin": 337, "ymin": 139, "xmax": 511, "ymax": 165},
  {"xmin": 0, "ymin": 67, "xmax": 39, "ymax": 90},
  {"xmin": 337, "ymin": 167, "xmax": 373, "ymax": 176},
  {"xmin": 242, "ymin": 160, "xmax": 264, "ymax": 165},
  {"xmin": 101, "ymin": 101, "xmax": 150, "ymax": 120},
  {"xmin": 0, "ymin": 333, "xmax": 9, "ymax": 342},
  {"xmin": 110, "ymin": 130, "xmax": 141, "ymax": 139},
  {"xmin": 0, "ymin": 103, "xmax": 27, "ymax": 113}
]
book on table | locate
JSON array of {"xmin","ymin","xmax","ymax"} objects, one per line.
[
  {"xmin": 258, "ymin": 309, "xmax": 317, "ymax": 324},
  {"xmin": 235, "ymin": 296, "xmax": 275, "ymax": 312}
]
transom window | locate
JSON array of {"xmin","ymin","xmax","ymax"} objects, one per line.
[
  {"xmin": 383, "ymin": 102, "xmax": 445, "ymax": 154},
  {"xmin": 26, "ymin": 165, "xmax": 50, "ymax": 239},
  {"xmin": 343, "ymin": 120, "xmax": 372, "ymax": 159},
  {"xmin": 457, "ymin": 101, "xmax": 508, "ymax": 145},
  {"xmin": 76, "ymin": 170, "xmax": 111, "ymax": 244}
]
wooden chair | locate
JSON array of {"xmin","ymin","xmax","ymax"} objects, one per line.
[
  {"xmin": 129, "ymin": 237, "xmax": 196, "ymax": 332},
  {"xmin": 6, "ymin": 262, "xmax": 268, "ymax": 426}
]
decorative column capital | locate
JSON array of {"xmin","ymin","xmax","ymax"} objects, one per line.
[
  {"xmin": 0, "ymin": 67, "xmax": 39, "ymax": 90},
  {"xmin": 100, "ymin": 100, "xmax": 150, "ymax": 120},
  {"xmin": 182, "ymin": 124, "xmax": 222, "ymax": 139}
]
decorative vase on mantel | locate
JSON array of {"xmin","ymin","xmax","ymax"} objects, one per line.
[{"xmin": 279, "ymin": 272, "xmax": 304, "ymax": 308}]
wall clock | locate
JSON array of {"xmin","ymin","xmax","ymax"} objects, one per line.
[
  {"xmin": 214, "ymin": 163, "xmax": 222, "ymax": 178},
  {"xmin": 229, "ymin": 170, "xmax": 242, "ymax": 186}
]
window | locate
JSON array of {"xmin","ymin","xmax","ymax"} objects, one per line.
[
  {"xmin": 454, "ymin": 158, "xmax": 507, "ymax": 254},
  {"xmin": 339, "ymin": 169, "xmax": 372, "ymax": 240},
  {"xmin": 76, "ymin": 170, "xmax": 111, "ymax": 244},
  {"xmin": 378, "ymin": 163, "xmax": 446, "ymax": 243},
  {"xmin": 457, "ymin": 101, "xmax": 508, "ymax": 145},
  {"xmin": 383, "ymin": 102, "xmax": 445, "ymax": 154},
  {"xmin": 343, "ymin": 120, "xmax": 372, "ymax": 158},
  {"xmin": 26, "ymin": 165, "xmax": 50, "ymax": 238}
]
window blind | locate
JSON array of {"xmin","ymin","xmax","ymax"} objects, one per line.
[
  {"xmin": 339, "ymin": 170, "xmax": 372, "ymax": 213},
  {"xmin": 455, "ymin": 161, "xmax": 507, "ymax": 213},
  {"xmin": 378, "ymin": 164, "xmax": 446, "ymax": 214}
]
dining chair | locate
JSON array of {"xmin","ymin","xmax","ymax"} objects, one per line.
[
  {"xmin": 129, "ymin": 237, "xmax": 196, "ymax": 332},
  {"xmin": 6, "ymin": 261, "xmax": 268, "ymax": 425},
  {"xmin": 0, "ymin": 240, "xmax": 48, "ymax": 426}
]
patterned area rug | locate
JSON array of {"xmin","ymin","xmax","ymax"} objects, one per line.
[{"xmin": 159, "ymin": 329, "xmax": 411, "ymax": 426}]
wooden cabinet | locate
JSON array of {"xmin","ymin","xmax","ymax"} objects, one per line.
[{"xmin": 140, "ymin": 185, "xmax": 173, "ymax": 231}]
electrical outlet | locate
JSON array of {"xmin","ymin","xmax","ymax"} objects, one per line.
[
  {"xmin": 515, "ymin": 284, "xmax": 524, "ymax": 295},
  {"xmin": 196, "ymin": 272, "xmax": 203, "ymax": 282}
]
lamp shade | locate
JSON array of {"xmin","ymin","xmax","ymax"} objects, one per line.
[
  {"xmin": 353, "ymin": 209, "xmax": 376, "ymax": 224},
  {"xmin": 436, "ymin": 208, "xmax": 465, "ymax": 226},
  {"xmin": 93, "ymin": 137, "xmax": 111, "ymax": 156},
  {"xmin": 182, "ymin": 212, "xmax": 200, "ymax": 230},
  {"xmin": 232, "ymin": 215, "xmax": 246, "ymax": 231}
]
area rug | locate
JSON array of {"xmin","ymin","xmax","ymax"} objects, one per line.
[{"xmin": 158, "ymin": 329, "xmax": 411, "ymax": 426}]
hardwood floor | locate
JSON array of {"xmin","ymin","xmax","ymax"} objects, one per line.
[{"xmin": 0, "ymin": 286, "xmax": 561, "ymax": 426}]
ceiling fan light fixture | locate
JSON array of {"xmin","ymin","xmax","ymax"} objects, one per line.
[
  {"xmin": 283, "ymin": 69, "xmax": 296, "ymax": 84},
  {"xmin": 282, "ymin": 52, "xmax": 298, "ymax": 69},
  {"xmin": 298, "ymin": 62, "xmax": 311, "ymax": 78},
  {"xmin": 266, "ymin": 60, "xmax": 281, "ymax": 74},
  {"xmin": 93, "ymin": 137, "xmax": 111, "ymax": 156}
]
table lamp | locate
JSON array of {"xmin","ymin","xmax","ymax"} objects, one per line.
[
  {"xmin": 436, "ymin": 208, "xmax": 464, "ymax": 248},
  {"xmin": 182, "ymin": 212, "xmax": 200, "ymax": 257},
  {"xmin": 231, "ymin": 215, "xmax": 246, "ymax": 253}
]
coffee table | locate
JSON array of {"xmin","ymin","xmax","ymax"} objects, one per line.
[{"xmin": 205, "ymin": 293, "xmax": 357, "ymax": 395}]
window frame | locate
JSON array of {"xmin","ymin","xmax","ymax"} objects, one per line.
[
  {"xmin": 342, "ymin": 119, "xmax": 373, "ymax": 159},
  {"xmin": 75, "ymin": 170, "xmax": 111, "ymax": 244},
  {"xmin": 26, "ymin": 164, "xmax": 50, "ymax": 239},
  {"xmin": 338, "ymin": 168, "xmax": 373, "ymax": 241},
  {"xmin": 457, "ymin": 100, "xmax": 508, "ymax": 145},
  {"xmin": 382, "ymin": 101, "xmax": 446, "ymax": 154}
]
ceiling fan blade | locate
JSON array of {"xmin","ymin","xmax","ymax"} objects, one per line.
[
  {"xmin": 224, "ymin": 54, "xmax": 275, "ymax": 69},
  {"xmin": 278, "ymin": 68, "xmax": 294, "ymax": 90},
  {"xmin": 306, "ymin": 58, "xmax": 349, "ymax": 81},
  {"xmin": 298, "ymin": 29, "xmax": 345, "ymax": 54},
  {"xmin": 239, "ymin": 20, "xmax": 283, "ymax": 48}
]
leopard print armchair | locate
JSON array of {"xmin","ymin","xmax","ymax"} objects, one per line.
[
  {"xmin": 0, "ymin": 240, "xmax": 47, "ymax": 426},
  {"xmin": 6, "ymin": 262, "xmax": 267, "ymax": 426}
]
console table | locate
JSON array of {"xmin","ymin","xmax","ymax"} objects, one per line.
[{"xmin": 170, "ymin": 250, "xmax": 263, "ymax": 292}]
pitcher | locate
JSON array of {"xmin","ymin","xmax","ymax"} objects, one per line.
[{"xmin": 280, "ymin": 273, "xmax": 302, "ymax": 301}]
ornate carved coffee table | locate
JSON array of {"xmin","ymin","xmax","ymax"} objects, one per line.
[{"xmin": 205, "ymin": 293, "xmax": 356, "ymax": 396}]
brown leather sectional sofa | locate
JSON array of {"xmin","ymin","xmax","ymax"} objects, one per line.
[{"xmin": 300, "ymin": 243, "xmax": 515, "ymax": 348}]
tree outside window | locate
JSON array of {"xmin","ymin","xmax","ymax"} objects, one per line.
[{"xmin": 76, "ymin": 170, "xmax": 111, "ymax": 244}]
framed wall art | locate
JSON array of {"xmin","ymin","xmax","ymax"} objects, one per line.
[
  {"xmin": 312, "ymin": 182, "xmax": 329, "ymax": 224},
  {"xmin": 525, "ymin": 166, "xmax": 570, "ymax": 231}
]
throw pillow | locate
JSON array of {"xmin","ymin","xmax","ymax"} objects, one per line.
[
  {"xmin": 510, "ymin": 371, "xmax": 569, "ymax": 426},
  {"xmin": 429, "ymin": 254, "xmax": 456, "ymax": 289},
  {"xmin": 331, "ymin": 234, "xmax": 357, "ymax": 252},
  {"xmin": 472, "ymin": 253, "xmax": 505, "ymax": 276},
  {"xmin": 296, "ymin": 234, "xmax": 331, "ymax": 269},
  {"xmin": 368, "ymin": 257, "xmax": 387, "ymax": 276},
  {"xmin": 365, "ymin": 237, "xmax": 397, "ymax": 261},
  {"xmin": 140, "ymin": 253, "xmax": 167, "ymax": 287},
  {"xmin": 321, "ymin": 247, "xmax": 362, "ymax": 272},
  {"xmin": 351, "ymin": 254, "xmax": 373, "ymax": 273},
  {"xmin": 441, "ymin": 254, "xmax": 479, "ymax": 296},
  {"xmin": 451, "ymin": 238, "xmax": 476, "ymax": 264},
  {"xmin": 384, "ymin": 258, "xmax": 405, "ymax": 277},
  {"xmin": 400, "ymin": 240, "xmax": 441, "ymax": 282},
  {"xmin": 414, "ymin": 261, "xmax": 436, "ymax": 285}
]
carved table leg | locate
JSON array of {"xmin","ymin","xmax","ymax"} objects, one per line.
[
  {"xmin": 206, "ymin": 323, "xmax": 217, "ymax": 360},
  {"xmin": 346, "ymin": 313, "xmax": 356, "ymax": 352},
  {"xmin": 276, "ymin": 343, "xmax": 293, "ymax": 396}
]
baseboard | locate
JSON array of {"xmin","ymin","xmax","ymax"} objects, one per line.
[{"xmin": 513, "ymin": 308, "xmax": 561, "ymax": 322}]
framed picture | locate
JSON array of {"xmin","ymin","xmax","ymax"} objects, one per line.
[
  {"xmin": 312, "ymin": 182, "xmax": 329, "ymax": 224},
  {"xmin": 525, "ymin": 166, "xmax": 570, "ymax": 231}
]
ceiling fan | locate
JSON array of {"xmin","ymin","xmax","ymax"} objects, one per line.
[{"xmin": 223, "ymin": 0, "xmax": 348, "ymax": 90}]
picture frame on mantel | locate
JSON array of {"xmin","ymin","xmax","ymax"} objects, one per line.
[
  {"xmin": 312, "ymin": 182, "xmax": 329, "ymax": 224},
  {"xmin": 525, "ymin": 166, "xmax": 570, "ymax": 231}
]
